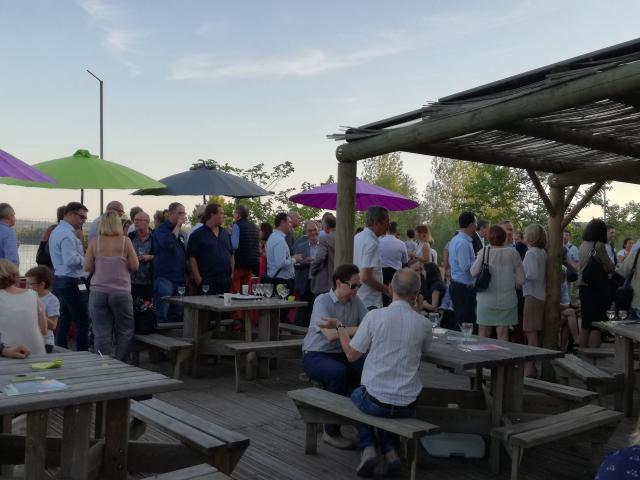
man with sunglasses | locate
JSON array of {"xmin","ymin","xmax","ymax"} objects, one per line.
[
  {"xmin": 301, "ymin": 263, "xmax": 368, "ymax": 450},
  {"xmin": 50, "ymin": 202, "xmax": 91, "ymax": 351}
]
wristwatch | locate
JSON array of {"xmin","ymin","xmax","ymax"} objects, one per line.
[{"xmin": 335, "ymin": 323, "xmax": 345, "ymax": 332}]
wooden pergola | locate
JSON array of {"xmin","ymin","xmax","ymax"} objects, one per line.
[{"xmin": 331, "ymin": 38, "xmax": 640, "ymax": 352}]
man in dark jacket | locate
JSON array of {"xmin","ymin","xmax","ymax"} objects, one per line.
[{"xmin": 230, "ymin": 204, "xmax": 260, "ymax": 293}]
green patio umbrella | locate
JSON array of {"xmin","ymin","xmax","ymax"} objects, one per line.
[{"xmin": 0, "ymin": 149, "xmax": 164, "ymax": 190}]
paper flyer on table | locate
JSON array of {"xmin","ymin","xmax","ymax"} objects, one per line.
[
  {"xmin": 458, "ymin": 344, "xmax": 510, "ymax": 352},
  {"xmin": 2, "ymin": 379, "xmax": 69, "ymax": 396}
]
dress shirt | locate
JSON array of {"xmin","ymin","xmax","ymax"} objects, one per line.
[
  {"xmin": 564, "ymin": 242, "xmax": 579, "ymax": 264},
  {"xmin": 231, "ymin": 223, "xmax": 240, "ymax": 251},
  {"xmin": 266, "ymin": 230, "xmax": 295, "ymax": 279},
  {"xmin": 0, "ymin": 222, "xmax": 19, "ymax": 266},
  {"xmin": 308, "ymin": 243, "xmax": 318, "ymax": 279},
  {"xmin": 49, "ymin": 220, "xmax": 85, "ymax": 278},
  {"xmin": 353, "ymin": 228, "xmax": 383, "ymax": 309},
  {"xmin": 379, "ymin": 235, "xmax": 408, "ymax": 270},
  {"xmin": 350, "ymin": 300, "xmax": 432, "ymax": 406},
  {"xmin": 186, "ymin": 225, "xmax": 233, "ymax": 282},
  {"xmin": 448, "ymin": 231, "xmax": 475, "ymax": 285},
  {"xmin": 302, "ymin": 289, "xmax": 367, "ymax": 353}
]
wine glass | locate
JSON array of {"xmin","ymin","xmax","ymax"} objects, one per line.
[
  {"xmin": 177, "ymin": 285, "xmax": 186, "ymax": 299},
  {"xmin": 201, "ymin": 284, "xmax": 209, "ymax": 296},
  {"xmin": 264, "ymin": 283, "xmax": 273, "ymax": 299},
  {"xmin": 619, "ymin": 310, "xmax": 628, "ymax": 321},
  {"xmin": 254, "ymin": 283, "xmax": 263, "ymax": 298},
  {"xmin": 606, "ymin": 310, "xmax": 616, "ymax": 321},
  {"xmin": 280, "ymin": 286, "xmax": 289, "ymax": 301},
  {"xmin": 137, "ymin": 247, "xmax": 145, "ymax": 259}
]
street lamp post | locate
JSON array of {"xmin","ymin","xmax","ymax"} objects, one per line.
[{"xmin": 87, "ymin": 69, "xmax": 104, "ymax": 213}]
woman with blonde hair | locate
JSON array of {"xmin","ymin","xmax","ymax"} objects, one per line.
[
  {"xmin": 413, "ymin": 225, "xmax": 436, "ymax": 264},
  {"xmin": 0, "ymin": 259, "xmax": 46, "ymax": 354},
  {"xmin": 85, "ymin": 211, "xmax": 139, "ymax": 360},
  {"xmin": 522, "ymin": 223, "xmax": 547, "ymax": 377}
]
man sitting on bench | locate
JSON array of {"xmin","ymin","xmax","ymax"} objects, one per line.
[
  {"xmin": 320, "ymin": 269, "xmax": 432, "ymax": 477},
  {"xmin": 302, "ymin": 263, "xmax": 368, "ymax": 450}
]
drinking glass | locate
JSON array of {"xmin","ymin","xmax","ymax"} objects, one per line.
[
  {"xmin": 428, "ymin": 313, "xmax": 441, "ymax": 330},
  {"xmin": 137, "ymin": 247, "xmax": 145, "ymax": 257},
  {"xmin": 201, "ymin": 284, "xmax": 209, "ymax": 295},
  {"xmin": 606, "ymin": 310, "xmax": 616, "ymax": 321},
  {"xmin": 619, "ymin": 310, "xmax": 628, "ymax": 321},
  {"xmin": 280, "ymin": 287, "xmax": 289, "ymax": 301},
  {"xmin": 254, "ymin": 283, "xmax": 263, "ymax": 298},
  {"xmin": 177, "ymin": 285, "xmax": 186, "ymax": 298},
  {"xmin": 264, "ymin": 284, "xmax": 273, "ymax": 299},
  {"xmin": 461, "ymin": 322, "xmax": 473, "ymax": 339}
]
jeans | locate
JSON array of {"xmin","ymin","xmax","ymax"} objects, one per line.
[
  {"xmin": 449, "ymin": 281, "xmax": 477, "ymax": 328},
  {"xmin": 303, "ymin": 351, "xmax": 365, "ymax": 436},
  {"xmin": 153, "ymin": 277, "xmax": 183, "ymax": 323},
  {"xmin": 351, "ymin": 386, "xmax": 416, "ymax": 453},
  {"xmin": 89, "ymin": 290, "xmax": 134, "ymax": 361},
  {"xmin": 54, "ymin": 276, "xmax": 90, "ymax": 351}
]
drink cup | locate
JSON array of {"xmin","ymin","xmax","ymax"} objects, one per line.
[
  {"xmin": 461, "ymin": 322, "xmax": 473, "ymax": 338},
  {"xmin": 223, "ymin": 293, "xmax": 232, "ymax": 306},
  {"xmin": 242, "ymin": 284, "xmax": 249, "ymax": 295}
]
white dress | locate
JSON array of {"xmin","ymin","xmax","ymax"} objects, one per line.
[{"xmin": 0, "ymin": 289, "xmax": 45, "ymax": 354}]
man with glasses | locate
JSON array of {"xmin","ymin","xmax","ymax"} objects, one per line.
[
  {"xmin": 88, "ymin": 200, "xmax": 125, "ymax": 242},
  {"xmin": 152, "ymin": 202, "xmax": 187, "ymax": 323},
  {"xmin": 301, "ymin": 263, "xmax": 368, "ymax": 450},
  {"xmin": 50, "ymin": 202, "xmax": 90, "ymax": 350},
  {"xmin": 129, "ymin": 211, "xmax": 154, "ymax": 302}
]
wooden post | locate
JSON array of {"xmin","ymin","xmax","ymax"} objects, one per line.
[
  {"xmin": 335, "ymin": 160, "xmax": 357, "ymax": 266},
  {"xmin": 542, "ymin": 186, "xmax": 565, "ymax": 367}
]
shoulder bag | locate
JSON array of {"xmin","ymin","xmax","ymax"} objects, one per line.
[
  {"xmin": 582, "ymin": 245, "xmax": 609, "ymax": 289},
  {"xmin": 475, "ymin": 247, "xmax": 491, "ymax": 292},
  {"xmin": 615, "ymin": 249, "xmax": 640, "ymax": 311}
]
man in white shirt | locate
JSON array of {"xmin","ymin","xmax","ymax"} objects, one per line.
[
  {"xmin": 320, "ymin": 269, "xmax": 432, "ymax": 476},
  {"xmin": 379, "ymin": 221, "xmax": 408, "ymax": 306},
  {"xmin": 353, "ymin": 206, "xmax": 391, "ymax": 310}
]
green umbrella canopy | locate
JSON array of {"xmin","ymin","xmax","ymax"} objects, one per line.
[{"xmin": 0, "ymin": 149, "xmax": 164, "ymax": 190}]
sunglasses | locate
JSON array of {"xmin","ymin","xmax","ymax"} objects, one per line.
[{"xmin": 346, "ymin": 282, "xmax": 362, "ymax": 290}]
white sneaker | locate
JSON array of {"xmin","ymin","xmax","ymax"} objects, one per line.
[
  {"xmin": 322, "ymin": 431, "xmax": 355, "ymax": 449},
  {"xmin": 356, "ymin": 446, "xmax": 379, "ymax": 477}
]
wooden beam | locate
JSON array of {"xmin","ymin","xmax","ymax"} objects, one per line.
[
  {"xmin": 562, "ymin": 182, "xmax": 605, "ymax": 230},
  {"xmin": 527, "ymin": 170, "xmax": 553, "ymax": 213},
  {"xmin": 335, "ymin": 161, "xmax": 357, "ymax": 266},
  {"xmin": 613, "ymin": 92, "xmax": 640, "ymax": 110},
  {"xmin": 549, "ymin": 160, "xmax": 640, "ymax": 187},
  {"xmin": 336, "ymin": 60, "xmax": 640, "ymax": 162},
  {"xmin": 502, "ymin": 119, "xmax": 640, "ymax": 160},
  {"xmin": 564, "ymin": 185, "xmax": 579, "ymax": 210}
]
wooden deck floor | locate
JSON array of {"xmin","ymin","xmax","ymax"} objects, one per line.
[{"xmin": 135, "ymin": 353, "xmax": 636, "ymax": 480}]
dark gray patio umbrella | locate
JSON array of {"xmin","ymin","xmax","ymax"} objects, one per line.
[{"xmin": 132, "ymin": 166, "xmax": 270, "ymax": 202}]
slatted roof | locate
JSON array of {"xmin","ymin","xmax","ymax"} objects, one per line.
[{"xmin": 330, "ymin": 38, "xmax": 640, "ymax": 187}]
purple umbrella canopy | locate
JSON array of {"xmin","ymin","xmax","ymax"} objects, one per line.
[
  {"xmin": 289, "ymin": 178, "xmax": 419, "ymax": 212},
  {"xmin": 0, "ymin": 149, "xmax": 55, "ymax": 183}
]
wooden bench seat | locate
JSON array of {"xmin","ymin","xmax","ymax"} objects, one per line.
[
  {"xmin": 491, "ymin": 404, "xmax": 622, "ymax": 480},
  {"xmin": 279, "ymin": 323, "xmax": 308, "ymax": 335},
  {"xmin": 155, "ymin": 319, "xmax": 234, "ymax": 332},
  {"xmin": 288, "ymin": 387, "xmax": 440, "ymax": 480},
  {"xmin": 131, "ymin": 334, "xmax": 193, "ymax": 379},
  {"xmin": 225, "ymin": 339, "xmax": 304, "ymax": 392},
  {"xmin": 143, "ymin": 463, "xmax": 230, "ymax": 479},
  {"xmin": 130, "ymin": 398, "xmax": 249, "ymax": 475}
]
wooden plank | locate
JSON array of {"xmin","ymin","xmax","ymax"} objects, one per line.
[
  {"xmin": 622, "ymin": 337, "xmax": 635, "ymax": 416},
  {"xmin": 144, "ymin": 463, "xmax": 221, "ymax": 479},
  {"xmin": 133, "ymin": 334, "xmax": 193, "ymax": 350},
  {"xmin": 225, "ymin": 339, "xmax": 304, "ymax": 353},
  {"xmin": 127, "ymin": 441, "xmax": 206, "ymax": 474},
  {"xmin": 24, "ymin": 410, "xmax": 48, "ymax": 480},
  {"xmin": 279, "ymin": 323, "xmax": 308, "ymax": 335},
  {"xmin": 335, "ymin": 160, "xmax": 357, "ymax": 265},
  {"xmin": 163, "ymin": 296, "xmax": 307, "ymax": 312},
  {"xmin": 523, "ymin": 378, "xmax": 598, "ymax": 402},
  {"xmin": 552, "ymin": 355, "xmax": 615, "ymax": 381},
  {"xmin": 60, "ymin": 403, "xmax": 92, "ymax": 479},
  {"xmin": 103, "ymin": 398, "xmax": 130, "ymax": 480}
]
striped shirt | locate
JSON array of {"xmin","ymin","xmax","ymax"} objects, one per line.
[{"xmin": 350, "ymin": 300, "xmax": 432, "ymax": 406}]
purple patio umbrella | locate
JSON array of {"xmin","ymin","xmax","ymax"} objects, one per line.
[
  {"xmin": 289, "ymin": 178, "xmax": 419, "ymax": 211},
  {"xmin": 0, "ymin": 149, "xmax": 55, "ymax": 183}
]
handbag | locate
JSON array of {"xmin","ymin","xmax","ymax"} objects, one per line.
[
  {"xmin": 582, "ymin": 245, "xmax": 609, "ymax": 289},
  {"xmin": 564, "ymin": 262, "xmax": 578, "ymax": 283},
  {"xmin": 35, "ymin": 240, "xmax": 52, "ymax": 267},
  {"xmin": 474, "ymin": 247, "xmax": 491, "ymax": 292},
  {"xmin": 615, "ymin": 249, "xmax": 640, "ymax": 311},
  {"xmin": 260, "ymin": 267, "xmax": 283, "ymax": 286}
]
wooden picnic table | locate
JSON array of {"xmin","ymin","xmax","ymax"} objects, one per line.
[
  {"xmin": 164, "ymin": 295, "xmax": 307, "ymax": 377},
  {"xmin": 421, "ymin": 329, "xmax": 563, "ymax": 472},
  {"xmin": 594, "ymin": 321, "xmax": 639, "ymax": 416},
  {"xmin": 0, "ymin": 350, "xmax": 181, "ymax": 480}
]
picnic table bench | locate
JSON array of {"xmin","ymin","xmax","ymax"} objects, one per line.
[
  {"xmin": 491, "ymin": 404, "xmax": 623, "ymax": 480},
  {"xmin": 131, "ymin": 333, "xmax": 193, "ymax": 379},
  {"xmin": 288, "ymin": 387, "xmax": 440, "ymax": 480},
  {"xmin": 130, "ymin": 398, "xmax": 249, "ymax": 475},
  {"xmin": 278, "ymin": 323, "xmax": 308, "ymax": 335},
  {"xmin": 225, "ymin": 339, "xmax": 304, "ymax": 392},
  {"xmin": 143, "ymin": 464, "xmax": 230, "ymax": 479}
]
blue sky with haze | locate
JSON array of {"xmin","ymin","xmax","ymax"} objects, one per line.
[{"xmin": 1, "ymin": 0, "xmax": 639, "ymax": 218}]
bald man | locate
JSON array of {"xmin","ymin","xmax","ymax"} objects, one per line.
[{"xmin": 88, "ymin": 201, "xmax": 125, "ymax": 242}]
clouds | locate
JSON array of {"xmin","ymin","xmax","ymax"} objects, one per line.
[{"xmin": 77, "ymin": 0, "xmax": 145, "ymax": 76}]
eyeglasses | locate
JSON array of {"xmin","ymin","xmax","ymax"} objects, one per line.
[
  {"xmin": 346, "ymin": 282, "xmax": 362, "ymax": 290},
  {"xmin": 73, "ymin": 212, "xmax": 87, "ymax": 220}
]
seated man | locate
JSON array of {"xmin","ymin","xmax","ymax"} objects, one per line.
[
  {"xmin": 302, "ymin": 263, "xmax": 368, "ymax": 450},
  {"xmin": 320, "ymin": 269, "xmax": 432, "ymax": 477}
]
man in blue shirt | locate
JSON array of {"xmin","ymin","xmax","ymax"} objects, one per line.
[
  {"xmin": 187, "ymin": 203, "xmax": 233, "ymax": 295},
  {"xmin": 265, "ymin": 212, "xmax": 303, "ymax": 287},
  {"xmin": 448, "ymin": 211, "xmax": 478, "ymax": 329},
  {"xmin": 50, "ymin": 202, "xmax": 90, "ymax": 350},
  {"xmin": 0, "ymin": 203, "xmax": 19, "ymax": 266},
  {"xmin": 152, "ymin": 202, "xmax": 187, "ymax": 323}
]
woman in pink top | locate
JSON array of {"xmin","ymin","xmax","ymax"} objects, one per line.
[{"xmin": 85, "ymin": 211, "xmax": 139, "ymax": 360}]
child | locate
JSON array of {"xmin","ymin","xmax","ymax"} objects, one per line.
[{"xmin": 26, "ymin": 266, "xmax": 60, "ymax": 354}]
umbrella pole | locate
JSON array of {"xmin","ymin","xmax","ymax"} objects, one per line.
[
  {"xmin": 81, "ymin": 189, "xmax": 84, "ymax": 204},
  {"xmin": 202, "ymin": 194, "xmax": 206, "ymax": 204}
]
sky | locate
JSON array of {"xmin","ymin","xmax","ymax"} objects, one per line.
[{"xmin": 1, "ymin": 0, "xmax": 640, "ymax": 220}]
